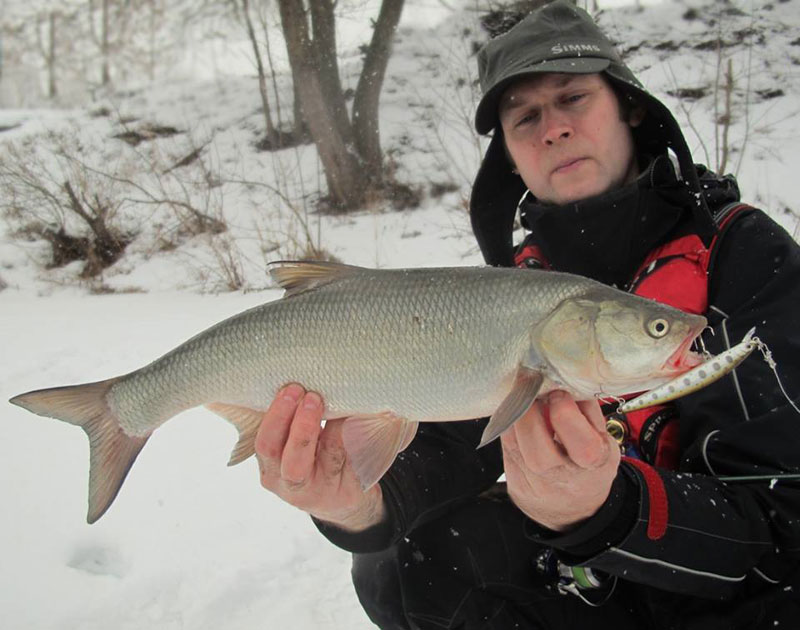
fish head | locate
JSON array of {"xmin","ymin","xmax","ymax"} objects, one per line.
[{"xmin": 533, "ymin": 290, "xmax": 706, "ymax": 397}]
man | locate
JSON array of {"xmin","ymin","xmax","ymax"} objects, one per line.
[{"xmin": 255, "ymin": 2, "xmax": 800, "ymax": 628}]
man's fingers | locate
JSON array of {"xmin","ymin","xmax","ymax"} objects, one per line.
[
  {"xmin": 576, "ymin": 398, "xmax": 606, "ymax": 432},
  {"xmin": 279, "ymin": 391, "xmax": 324, "ymax": 487},
  {"xmin": 549, "ymin": 391, "xmax": 609, "ymax": 469},
  {"xmin": 514, "ymin": 401, "xmax": 568, "ymax": 472},
  {"xmin": 255, "ymin": 383, "xmax": 305, "ymax": 480}
]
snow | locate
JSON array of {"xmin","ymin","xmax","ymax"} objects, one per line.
[
  {"xmin": 3, "ymin": 290, "xmax": 376, "ymax": 628},
  {"xmin": 2, "ymin": 0, "xmax": 800, "ymax": 628}
]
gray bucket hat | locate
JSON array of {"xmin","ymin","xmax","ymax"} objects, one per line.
[
  {"xmin": 469, "ymin": 0, "xmax": 717, "ymax": 266},
  {"xmin": 475, "ymin": 0, "xmax": 642, "ymax": 134}
]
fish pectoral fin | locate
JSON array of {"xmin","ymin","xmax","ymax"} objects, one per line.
[
  {"xmin": 268, "ymin": 261, "xmax": 365, "ymax": 297},
  {"xmin": 9, "ymin": 378, "xmax": 148, "ymax": 524},
  {"xmin": 341, "ymin": 413, "xmax": 419, "ymax": 490},
  {"xmin": 479, "ymin": 368, "xmax": 544, "ymax": 448},
  {"xmin": 205, "ymin": 403, "xmax": 264, "ymax": 466}
]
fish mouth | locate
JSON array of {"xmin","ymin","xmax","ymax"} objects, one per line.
[{"xmin": 664, "ymin": 325, "xmax": 706, "ymax": 373}]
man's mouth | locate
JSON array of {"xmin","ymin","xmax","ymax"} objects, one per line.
[{"xmin": 552, "ymin": 158, "xmax": 586, "ymax": 175}]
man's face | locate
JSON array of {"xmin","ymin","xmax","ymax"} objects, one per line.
[{"xmin": 498, "ymin": 73, "xmax": 641, "ymax": 205}]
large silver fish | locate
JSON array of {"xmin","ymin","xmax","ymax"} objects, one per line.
[{"xmin": 10, "ymin": 262, "xmax": 706, "ymax": 523}]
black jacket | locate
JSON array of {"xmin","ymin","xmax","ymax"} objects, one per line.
[{"xmin": 316, "ymin": 162, "xmax": 800, "ymax": 626}]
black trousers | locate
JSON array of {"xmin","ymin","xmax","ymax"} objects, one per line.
[{"xmin": 350, "ymin": 495, "xmax": 644, "ymax": 630}]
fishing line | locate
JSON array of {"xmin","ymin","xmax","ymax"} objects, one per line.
[
  {"xmin": 717, "ymin": 473, "xmax": 800, "ymax": 483},
  {"xmin": 602, "ymin": 331, "xmax": 800, "ymax": 484},
  {"xmin": 722, "ymin": 319, "xmax": 750, "ymax": 420},
  {"xmin": 713, "ymin": 334, "xmax": 800, "ymax": 485},
  {"xmin": 750, "ymin": 335, "xmax": 800, "ymax": 416}
]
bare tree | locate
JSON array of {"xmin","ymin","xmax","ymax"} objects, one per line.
[
  {"xmin": 277, "ymin": 0, "xmax": 405, "ymax": 211},
  {"xmin": 351, "ymin": 0, "xmax": 405, "ymax": 178},
  {"xmin": 87, "ymin": 0, "xmax": 111, "ymax": 86},
  {"xmin": 36, "ymin": 11, "xmax": 58, "ymax": 98},
  {"xmin": 87, "ymin": 0, "xmax": 137, "ymax": 88},
  {"xmin": 255, "ymin": 1, "xmax": 305, "ymax": 140},
  {"xmin": 0, "ymin": 2, "xmax": 4, "ymax": 85},
  {"xmin": 240, "ymin": 0, "xmax": 280, "ymax": 144}
]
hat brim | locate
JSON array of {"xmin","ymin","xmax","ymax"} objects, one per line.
[{"xmin": 475, "ymin": 57, "xmax": 610, "ymax": 134}]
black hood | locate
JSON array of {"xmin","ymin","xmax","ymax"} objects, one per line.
[{"xmin": 468, "ymin": 82, "xmax": 721, "ymax": 268}]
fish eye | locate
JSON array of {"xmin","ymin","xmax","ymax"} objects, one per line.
[{"xmin": 647, "ymin": 318, "xmax": 670, "ymax": 338}]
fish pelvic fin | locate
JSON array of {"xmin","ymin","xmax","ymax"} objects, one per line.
[
  {"xmin": 268, "ymin": 260, "xmax": 365, "ymax": 297},
  {"xmin": 479, "ymin": 368, "xmax": 544, "ymax": 448},
  {"xmin": 9, "ymin": 378, "xmax": 149, "ymax": 524},
  {"xmin": 341, "ymin": 413, "xmax": 419, "ymax": 490},
  {"xmin": 205, "ymin": 402, "xmax": 264, "ymax": 466}
]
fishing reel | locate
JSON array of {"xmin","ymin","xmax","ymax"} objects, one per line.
[{"xmin": 534, "ymin": 548, "xmax": 616, "ymax": 606}]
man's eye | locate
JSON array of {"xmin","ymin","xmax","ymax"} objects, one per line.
[
  {"xmin": 565, "ymin": 93, "xmax": 586, "ymax": 104},
  {"xmin": 516, "ymin": 112, "xmax": 538, "ymax": 127}
]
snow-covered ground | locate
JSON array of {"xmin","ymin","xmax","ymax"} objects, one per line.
[
  {"xmin": 2, "ymin": 291, "xmax": 377, "ymax": 629},
  {"xmin": 2, "ymin": 0, "xmax": 800, "ymax": 628}
]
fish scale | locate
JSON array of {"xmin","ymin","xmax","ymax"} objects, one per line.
[{"xmin": 9, "ymin": 262, "xmax": 706, "ymax": 523}]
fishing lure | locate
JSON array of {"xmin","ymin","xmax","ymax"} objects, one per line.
[
  {"xmin": 618, "ymin": 328, "xmax": 758, "ymax": 414},
  {"xmin": 615, "ymin": 329, "xmax": 800, "ymax": 486}
]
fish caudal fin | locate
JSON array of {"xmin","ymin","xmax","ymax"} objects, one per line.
[
  {"xmin": 205, "ymin": 402, "xmax": 264, "ymax": 465},
  {"xmin": 341, "ymin": 413, "xmax": 419, "ymax": 490},
  {"xmin": 9, "ymin": 379, "xmax": 149, "ymax": 524},
  {"xmin": 479, "ymin": 368, "xmax": 544, "ymax": 448}
]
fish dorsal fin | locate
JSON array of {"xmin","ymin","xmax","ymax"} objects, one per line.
[{"xmin": 268, "ymin": 261, "xmax": 365, "ymax": 297}]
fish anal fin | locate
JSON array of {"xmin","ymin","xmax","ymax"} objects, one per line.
[
  {"xmin": 10, "ymin": 378, "xmax": 148, "ymax": 524},
  {"xmin": 205, "ymin": 402, "xmax": 264, "ymax": 465},
  {"xmin": 341, "ymin": 413, "xmax": 419, "ymax": 490},
  {"xmin": 479, "ymin": 368, "xmax": 544, "ymax": 448},
  {"xmin": 268, "ymin": 261, "xmax": 364, "ymax": 297}
]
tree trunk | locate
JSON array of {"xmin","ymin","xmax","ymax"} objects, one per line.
[
  {"xmin": 242, "ymin": 0, "xmax": 278, "ymax": 142},
  {"xmin": 259, "ymin": 7, "xmax": 286, "ymax": 130},
  {"xmin": 147, "ymin": 0, "xmax": 157, "ymax": 82},
  {"xmin": 352, "ymin": 0, "xmax": 405, "ymax": 185},
  {"xmin": 101, "ymin": 0, "xmax": 110, "ymax": 86},
  {"xmin": 308, "ymin": 0, "xmax": 350, "ymax": 139},
  {"xmin": 36, "ymin": 12, "xmax": 58, "ymax": 98},
  {"xmin": 291, "ymin": 80, "xmax": 307, "ymax": 139},
  {"xmin": 277, "ymin": 0, "xmax": 366, "ymax": 209},
  {"xmin": 47, "ymin": 12, "xmax": 57, "ymax": 98}
]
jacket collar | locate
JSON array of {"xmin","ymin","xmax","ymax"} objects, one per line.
[{"xmin": 517, "ymin": 154, "xmax": 739, "ymax": 288}]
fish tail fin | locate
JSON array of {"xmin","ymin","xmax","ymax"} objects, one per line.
[{"xmin": 9, "ymin": 378, "xmax": 149, "ymax": 524}]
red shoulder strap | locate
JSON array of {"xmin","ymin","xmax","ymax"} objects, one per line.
[
  {"xmin": 621, "ymin": 203, "xmax": 754, "ymax": 470},
  {"xmin": 628, "ymin": 203, "xmax": 754, "ymax": 314}
]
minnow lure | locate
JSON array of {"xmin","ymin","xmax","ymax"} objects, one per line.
[{"xmin": 618, "ymin": 328, "xmax": 758, "ymax": 414}]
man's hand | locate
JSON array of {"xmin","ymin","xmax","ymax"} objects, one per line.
[
  {"xmin": 255, "ymin": 383, "xmax": 385, "ymax": 533},
  {"xmin": 501, "ymin": 390, "xmax": 620, "ymax": 532}
]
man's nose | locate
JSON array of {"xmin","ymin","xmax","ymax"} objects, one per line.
[{"xmin": 541, "ymin": 111, "xmax": 572, "ymax": 145}]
